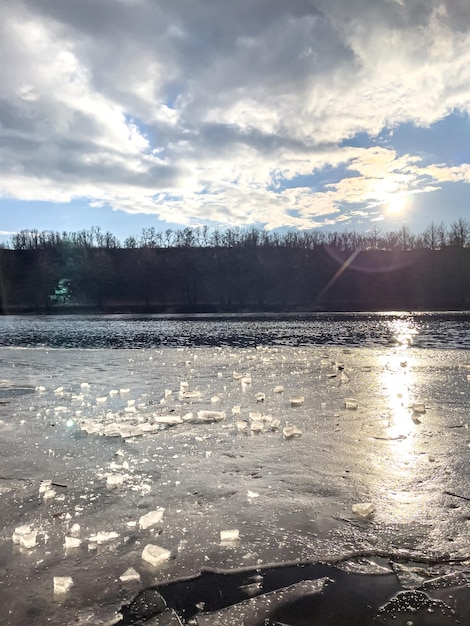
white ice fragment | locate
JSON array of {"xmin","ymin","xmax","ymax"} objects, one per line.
[
  {"xmin": 164, "ymin": 389, "xmax": 172, "ymax": 398},
  {"xmin": 70, "ymin": 523, "xmax": 80, "ymax": 537},
  {"xmin": 290, "ymin": 395, "xmax": 304, "ymax": 407},
  {"xmin": 64, "ymin": 536, "xmax": 81, "ymax": 549},
  {"xmin": 119, "ymin": 567, "xmax": 141, "ymax": 583},
  {"xmin": 352, "ymin": 502, "xmax": 376, "ymax": 519},
  {"xmin": 340, "ymin": 371, "xmax": 350, "ymax": 383},
  {"xmin": 54, "ymin": 386, "xmax": 64, "ymax": 395},
  {"xmin": 53, "ymin": 576, "xmax": 74, "ymax": 595},
  {"xmin": 180, "ymin": 381, "xmax": 189, "ymax": 391},
  {"xmin": 247, "ymin": 490, "xmax": 260, "ymax": 499},
  {"xmin": 180, "ymin": 390, "xmax": 202, "ymax": 399},
  {"xmin": 249, "ymin": 412, "xmax": 263, "ymax": 421},
  {"xmin": 255, "ymin": 393, "xmax": 265, "ymax": 403},
  {"xmin": 107, "ymin": 475, "xmax": 124, "ymax": 488},
  {"xmin": 39, "ymin": 479, "xmax": 52, "ymax": 494},
  {"xmin": 124, "ymin": 406, "xmax": 137, "ymax": 413},
  {"xmin": 127, "ymin": 399, "xmax": 135, "ymax": 406},
  {"xmin": 20, "ymin": 531, "xmax": 37, "ymax": 549},
  {"xmin": 211, "ymin": 395, "xmax": 221, "ymax": 403},
  {"xmin": 88, "ymin": 531, "xmax": 119, "ymax": 544},
  {"xmin": 109, "ymin": 389, "xmax": 119, "ymax": 396},
  {"xmin": 153, "ymin": 415, "xmax": 183, "ymax": 425},
  {"xmin": 241, "ymin": 376, "xmax": 252, "ymax": 385},
  {"xmin": 270, "ymin": 419, "xmax": 281, "ymax": 430},
  {"xmin": 142, "ymin": 544, "xmax": 171, "ymax": 568},
  {"xmin": 13, "ymin": 524, "xmax": 32, "ymax": 544},
  {"xmin": 35, "ymin": 386, "xmax": 46, "ymax": 392},
  {"xmin": 231, "ymin": 405, "xmax": 241, "ymax": 415},
  {"xmin": 80, "ymin": 382, "xmax": 90, "ymax": 388},
  {"xmin": 139, "ymin": 508, "xmax": 165, "ymax": 530},
  {"xmin": 232, "ymin": 371, "xmax": 243, "ymax": 380},
  {"xmin": 283, "ymin": 425, "xmax": 302, "ymax": 439},
  {"xmin": 411, "ymin": 403, "xmax": 426, "ymax": 414},
  {"xmin": 196, "ymin": 410, "xmax": 226, "ymax": 422},
  {"xmin": 273, "ymin": 385, "xmax": 284, "ymax": 394},
  {"xmin": 235, "ymin": 421, "xmax": 248, "ymax": 432},
  {"xmin": 119, "ymin": 388, "xmax": 130, "ymax": 394},
  {"xmin": 344, "ymin": 398, "xmax": 358, "ymax": 410},
  {"xmin": 43, "ymin": 489, "xmax": 56, "ymax": 500},
  {"xmin": 250, "ymin": 422, "xmax": 263, "ymax": 433},
  {"xmin": 220, "ymin": 529, "xmax": 239, "ymax": 542}
]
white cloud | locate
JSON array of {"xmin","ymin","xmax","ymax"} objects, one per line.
[{"xmin": 0, "ymin": 0, "xmax": 469, "ymax": 230}]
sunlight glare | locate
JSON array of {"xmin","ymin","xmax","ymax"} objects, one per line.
[{"xmin": 385, "ymin": 194, "xmax": 407, "ymax": 215}]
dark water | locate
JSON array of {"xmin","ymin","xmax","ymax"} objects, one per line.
[{"xmin": 0, "ymin": 311, "xmax": 469, "ymax": 349}]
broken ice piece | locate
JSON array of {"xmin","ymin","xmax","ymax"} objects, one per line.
[
  {"xmin": 107, "ymin": 474, "xmax": 124, "ymax": 488},
  {"xmin": 250, "ymin": 422, "xmax": 263, "ymax": 433},
  {"xmin": 64, "ymin": 536, "xmax": 81, "ymax": 549},
  {"xmin": 352, "ymin": 502, "xmax": 376, "ymax": 519},
  {"xmin": 70, "ymin": 523, "xmax": 81, "ymax": 537},
  {"xmin": 247, "ymin": 490, "xmax": 260, "ymax": 499},
  {"xmin": 13, "ymin": 525, "xmax": 32, "ymax": 544},
  {"xmin": 241, "ymin": 376, "xmax": 252, "ymax": 385},
  {"xmin": 119, "ymin": 567, "xmax": 141, "ymax": 584},
  {"xmin": 139, "ymin": 508, "xmax": 165, "ymax": 530},
  {"xmin": 54, "ymin": 576, "xmax": 74, "ymax": 596},
  {"xmin": 220, "ymin": 529, "xmax": 239, "ymax": 542},
  {"xmin": 344, "ymin": 398, "xmax": 358, "ymax": 410},
  {"xmin": 43, "ymin": 489, "xmax": 56, "ymax": 500},
  {"xmin": 80, "ymin": 382, "xmax": 90, "ymax": 388},
  {"xmin": 411, "ymin": 403, "xmax": 426, "ymax": 414},
  {"xmin": 20, "ymin": 531, "xmax": 38, "ymax": 549},
  {"xmin": 273, "ymin": 385, "xmax": 284, "ymax": 393},
  {"xmin": 142, "ymin": 544, "xmax": 171, "ymax": 568},
  {"xmin": 270, "ymin": 419, "xmax": 281, "ymax": 430},
  {"xmin": 235, "ymin": 421, "xmax": 248, "ymax": 432},
  {"xmin": 88, "ymin": 531, "xmax": 119, "ymax": 544},
  {"xmin": 283, "ymin": 425, "xmax": 302, "ymax": 439},
  {"xmin": 231, "ymin": 405, "xmax": 241, "ymax": 415},
  {"xmin": 39, "ymin": 480, "xmax": 52, "ymax": 494},
  {"xmin": 290, "ymin": 395, "xmax": 304, "ymax": 407},
  {"xmin": 255, "ymin": 393, "xmax": 265, "ymax": 403}
]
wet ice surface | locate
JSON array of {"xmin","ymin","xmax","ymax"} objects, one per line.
[{"xmin": 0, "ymin": 342, "xmax": 469, "ymax": 624}]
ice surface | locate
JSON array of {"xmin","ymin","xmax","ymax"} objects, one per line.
[{"xmin": 2, "ymin": 340, "xmax": 470, "ymax": 625}]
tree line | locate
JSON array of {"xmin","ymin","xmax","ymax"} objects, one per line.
[{"xmin": 1, "ymin": 218, "xmax": 469, "ymax": 313}]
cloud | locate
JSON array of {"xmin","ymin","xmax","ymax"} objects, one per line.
[{"xmin": 0, "ymin": 0, "xmax": 470, "ymax": 229}]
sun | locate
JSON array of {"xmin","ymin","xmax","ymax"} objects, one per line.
[{"xmin": 385, "ymin": 194, "xmax": 407, "ymax": 215}]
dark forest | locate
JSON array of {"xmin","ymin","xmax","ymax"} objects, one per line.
[{"xmin": 1, "ymin": 218, "xmax": 469, "ymax": 313}]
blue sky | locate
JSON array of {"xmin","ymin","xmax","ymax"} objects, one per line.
[{"xmin": 1, "ymin": 0, "xmax": 470, "ymax": 245}]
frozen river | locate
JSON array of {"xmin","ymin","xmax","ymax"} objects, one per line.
[{"xmin": 0, "ymin": 313, "xmax": 469, "ymax": 625}]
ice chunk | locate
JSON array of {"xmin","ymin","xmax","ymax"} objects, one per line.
[
  {"xmin": 220, "ymin": 529, "xmax": 239, "ymax": 542},
  {"xmin": 411, "ymin": 402, "xmax": 426, "ymax": 414},
  {"xmin": 236, "ymin": 421, "xmax": 248, "ymax": 432},
  {"xmin": 164, "ymin": 389, "xmax": 173, "ymax": 398},
  {"xmin": 352, "ymin": 502, "xmax": 376, "ymax": 519},
  {"xmin": 53, "ymin": 576, "xmax": 74, "ymax": 595},
  {"xmin": 64, "ymin": 536, "xmax": 81, "ymax": 549},
  {"xmin": 43, "ymin": 489, "xmax": 56, "ymax": 500},
  {"xmin": 232, "ymin": 405, "xmax": 241, "ymax": 415},
  {"xmin": 35, "ymin": 385, "xmax": 46, "ymax": 392},
  {"xmin": 139, "ymin": 508, "xmax": 165, "ymax": 530},
  {"xmin": 250, "ymin": 422, "xmax": 263, "ymax": 433},
  {"xmin": 273, "ymin": 385, "xmax": 284, "ymax": 393},
  {"xmin": 13, "ymin": 524, "xmax": 32, "ymax": 544},
  {"xmin": 142, "ymin": 544, "xmax": 171, "ymax": 568},
  {"xmin": 180, "ymin": 390, "xmax": 202, "ymax": 399},
  {"xmin": 196, "ymin": 410, "xmax": 226, "ymax": 423},
  {"xmin": 54, "ymin": 386, "xmax": 64, "ymax": 395},
  {"xmin": 88, "ymin": 531, "xmax": 119, "ymax": 544},
  {"xmin": 107, "ymin": 474, "xmax": 124, "ymax": 488},
  {"xmin": 70, "ymin": 523, "xmax": 81, "ymax": 537},
  {"xmin": 96, "ymin": 396, "xmax": 108, "ymax": 403},
  {"xmin": 153, "ymin": 415, "xmax": 183, "ymax": 425},
  {"xmin": 247, "ymin": 490, "xmax": 260, "ymax": 499},
  {"xmin": 249, "ymin": 412, "xmax": 263, "ymax": 421},
  {"xmin": 109, "ymin": 389, "xmax": 119, "ymax": 396},
  {"xmin": 119, "ymin": 388, "xmax": 130, "ymax": 394},
  {"xmin": 119, "ymin": 567, "xmax": 141, "ymax": 584},
  {"xmin": 80, "ymin": 382, "xmax": 90, "ymax": 388},
  {"xmin": 180, "ymin": 381, "xmax": 189, "ymax": 391},
  {"xmin": 20, "ymin": 530, "xmax": 38, "ymax": 549},
  {"xmin": 211, "ymin": 395, "xmax": 221, "ymax": 403},
  {"xmin": 283, "ymin": 425, "xmax": 302, "ymax": 439},
  {"xmin": 344, "ymin": 398, "xmax": 358, "ymax": 410},
  {"xmin": 290, "ymin": 395, "xmax": 304, "ymax": 407},
  {"xmin": 232, "ymin": 371, "xmax": 243, "ymax": 380},
  {"xmin": 255, "ymin": 393, "xmax": 265, "ymax": 403},
  {"xmin": 270, "ymin": 419, "xmax": 281, "ymax": 430},
  {"xmin": 241, "ymin": 376, "xmax": 252, "ymax": 385}
]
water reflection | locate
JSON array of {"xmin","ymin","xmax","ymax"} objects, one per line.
[{"xmin": 387, "ymin": 316, "xmax": 419, "ymax": 347}]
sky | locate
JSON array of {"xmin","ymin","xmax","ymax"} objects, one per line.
[{"xmin": 1, "ymin": 0, "xmax": 470, "ymax": 245}]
